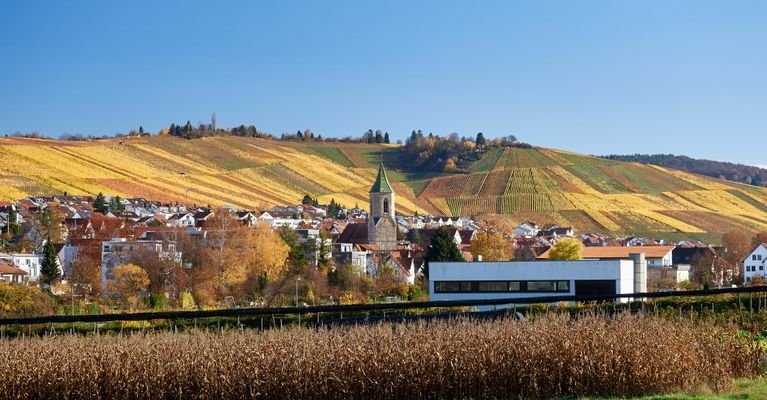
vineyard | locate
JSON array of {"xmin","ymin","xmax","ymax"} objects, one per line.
[{"xmin": 1, "ymin": 136, "xmax": 767, "ymax": 238}]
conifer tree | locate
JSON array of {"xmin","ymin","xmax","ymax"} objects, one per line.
[
  {"xmin": 40, "ymin": 237, "xmax": 60, "ymax": 287},
  {"xmin": 423, "ymin": 226, "xmax": 464, "ymax": 279}
]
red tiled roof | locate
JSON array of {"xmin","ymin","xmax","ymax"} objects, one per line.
[{"xmin": 337, "ymin": 223, "xmax": 368, "ymax": 244}]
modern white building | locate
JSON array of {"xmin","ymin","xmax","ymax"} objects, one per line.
[
  {"xmin": 744, "ymin": 243, "xmax": 767, "ymax": 283},
  {"xmin": 429, "ymin": 254, "xmax": 647, "ymax": 305}
]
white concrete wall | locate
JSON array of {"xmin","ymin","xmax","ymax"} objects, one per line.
[{"xmin": 429, "ymin": 260, "xmax": 635, "ymax": 303}]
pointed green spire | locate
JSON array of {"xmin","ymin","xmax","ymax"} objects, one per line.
[{"xmin": 370, "ymin": 162, "xmax": 393, "ymax": 193}]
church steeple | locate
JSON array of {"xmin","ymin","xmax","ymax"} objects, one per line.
[
  {"xmin": 370, "ymin": 162, "xmax": 393, "ymax": 193},
  {"xmin": 368, "ymin": 161, "xmax": 397, "ymax": 250}
]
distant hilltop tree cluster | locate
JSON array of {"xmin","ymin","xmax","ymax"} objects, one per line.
[
  {"xmin": 404, "ymin": 130, "xmax": 532, "ymax": 172},
  {"xmin": 602, "ymin": 154, "xmax": 767, "ymax": 188},
  {"xmin": 4, "ymin": 115, "xmax": 528, "ymax": 155}
]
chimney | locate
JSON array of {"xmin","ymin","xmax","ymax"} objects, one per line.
[
  {"xmin": 474, "ymin": 254, "xmax": 483, "ymax": 262},
  {"xmin": 629, "ymin": 252, "xmax": 647, "ymax": 296}
]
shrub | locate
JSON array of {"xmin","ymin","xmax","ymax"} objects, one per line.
[{"xmin": 0, "ymin": 282, "xmax": 54, "ymax": 317}]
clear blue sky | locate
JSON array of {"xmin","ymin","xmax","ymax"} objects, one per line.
[{"xmin": 1, "ymin": 1, "xmax": 765, "ymax": 165}]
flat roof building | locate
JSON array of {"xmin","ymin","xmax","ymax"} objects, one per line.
[{"xmin": 430, "ymin": 255, "xmax": 647, "ymax": 306}]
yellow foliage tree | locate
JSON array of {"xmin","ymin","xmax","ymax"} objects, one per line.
[
  {"xmin": 110, "ymin": 263, "xmax": 150, "ymax": 309},
  {"xmin": 469, "ymin": 230, "xmax": 512, "ymax": 261},
  {"xmin": 242, "ymin": 221, "xmax": 290, "ymax": 288},
  {"xmin": 548, "ymin": 238, "xmax": 583, "ymax": 260}
]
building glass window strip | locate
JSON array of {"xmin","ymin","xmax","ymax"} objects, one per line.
[{"xmin": 434, "ymin": 280, "xmax": 571, "ymax": 293}]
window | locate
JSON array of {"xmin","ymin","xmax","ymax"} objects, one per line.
[
  {"xmin": 383, "ymin": 198, "xmax": 389, "ymax": 215},
  {"xmin": 478, "ymin": 281, "xmax": 508, "ymax": 292},
  {"xmin": 759, "ymin": 255, "xmax": 764, "ymax": 261},
  {"xmin": 527, "ymin": 281, "xmax": 557, "ymax": 292},
  {"xmin": 434, "ymin": 280, "xmax": 570, "ymax": 293},
  {"xmin": 761, "ymin": 265, "xmax": 764, "ymax": 271}
]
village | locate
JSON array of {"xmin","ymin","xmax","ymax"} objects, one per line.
[{"xmin": 0, "ymin": 163, "xmax": 761, "ymax": 311}]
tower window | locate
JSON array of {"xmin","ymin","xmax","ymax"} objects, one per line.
[{"xmin": 383, "ymin": 198, "xmax": 389, "ymax": 215}]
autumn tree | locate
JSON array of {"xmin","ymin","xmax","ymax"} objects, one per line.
[
  {"xmin": 691, "ymin": 252, "xmax": 715, "ymax": 288},
  {"xmin": 423, "ymin": 226, "xmax": 464, "ymax": 280},
  {"xmin": 128, "ymin": 246, "xmax": 184, "ymax": 299},
  {"xmin": 34, "ymin": 206, "xmax": 65, "ymax": 244},
  {"xmin": 469, "ymin": 230, "xmax": 512, "ymax": 261},
  {"xmin": 110, "ymin": 263, "xmax": 150, "ymax": 309},
  {"xmin": 753, "ymin": 232, "xmax": 767, "ymax": 247},
  {"xmin": 721, "ymin": 229, "xmax": 752, "ymax": 282},
  {"xmin": 69, "ymin": 242, "xmax": 102, "ymax": 295},
  {"xmin": 199, "ymin": 208, "xmax": 243, "ymax": 303},
  {"xmin": 240, "ymin": 222, "xmax": 290, "ymax": 300},
  {"xmin": 513, "ymin": 246, "xmax": 537, "ymax": 261},
  {"xmin": 548, "ymin": 238, "xmax": 583, "ymax": 260}
]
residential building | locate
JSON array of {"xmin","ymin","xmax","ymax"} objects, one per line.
[{"xmin": 744, "ymin": 243, "xmax": 767, "ymax": 283}]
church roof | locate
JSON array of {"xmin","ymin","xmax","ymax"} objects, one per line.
[{"xmin": 370, "ymin": 162, "xmax": 393, "ymax": 193}]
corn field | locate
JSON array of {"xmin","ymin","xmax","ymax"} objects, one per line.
[{"xmin": 0, "ymin": 313, "xmax": 761, "ymax": 399}]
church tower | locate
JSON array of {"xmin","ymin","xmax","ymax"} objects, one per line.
[{"xmin": 368, "ymin": 162, "xmax": 397, "ymax": 251}]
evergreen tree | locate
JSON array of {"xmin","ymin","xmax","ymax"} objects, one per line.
[
  {"xmin": 40, "ymin": 237, "xmax": 60, "ymax": 287},
  {"xmin": 138, "ymin": 126, "xmax": 144, "ymax": 135},
  {"xmin": 406, "ymin": 228, "xmax": 422, "ymax": 246},
  {"xmin": 476, "ymin": 132, "xmax": 486, "ymax": 147},
  {"xmin": 301, "ymin": 194, "xmax": 313, "ymax": 205},
  {"xmin": 93, "ymin": 192, "xmax": 107, "ymax": 214},
  {"xmin": 423, "ymin": 226, "xmax": 464, "ymax": 279},
  {"xmin": 297, "ymin": 130, "xmax": 303, "ymax": 139},
  {"xmin": 114, "ymin": 195, "xmax": 125, "ymax": 212},
  {"xmin": 6, "ymin": 207, "xmax": 19, "ymax": 235},
  {"xmin": 384, "ymin": 132, "xmax": 390, "ymax": 144}
]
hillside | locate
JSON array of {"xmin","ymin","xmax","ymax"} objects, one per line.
[
  {"xmin": 1, "ymin": 136, "xmax": 767, "ymax": 240},
  {"xmin": 601, "ymin": 154, "xmax": 767, "ymax": 187}
]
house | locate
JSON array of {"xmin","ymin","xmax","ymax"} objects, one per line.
[
  {"xmin": 537, "ymin": 245, "xmax": 675, "ymax": 268},
  {"xmin": 419, "ymin": 228, "xmax": 473, "ymax": 251},
  {"xmin": 166, "ymin": 213, "xmax": 196, "ymax": 228},
  {"xmin": 333, "ymin": 243, "xmax": 369, "ymax": 270},
  {"xmin": 537, "ymin": 225, "xmax": 574, "ymax": 238},
  {"xmin": 0, "ymin": 259, "xmax": 27, "ymax": 284},
  {"xmin": 194, "ymin": 209, "xmax": 214, "ymax": 227},
  {"xmin": 235, "ymin": 211, "xmax": 257, "ymax": 226},
  {"xmin": 514, "ymin": 222, "xmax": 539, "ymax": 238},
  {"xmin": 0, "ymin": 252, "xmax": 60, "ymax": 282},
  {"xmin": 743, "ymin": 243, "xmax": 767, "ymax": 283},
  {"xmin": 383, "ymin": 248, "xmax": 422, "ymax": 285}
]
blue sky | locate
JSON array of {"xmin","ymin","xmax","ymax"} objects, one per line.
[{"xmin": 1, "ymin": 1, "xmax": 765, "ymax": 165}]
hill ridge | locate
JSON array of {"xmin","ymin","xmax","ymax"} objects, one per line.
[{"xmin": 1, "ymin": 136, "xmax": 766, "ymax": 240}]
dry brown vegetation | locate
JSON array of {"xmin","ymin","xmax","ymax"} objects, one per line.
[{"xmin": 0, "ymin": 314, "xmax": 762, "ymax": 399}]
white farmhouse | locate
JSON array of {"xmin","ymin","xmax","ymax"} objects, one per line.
[{"xmin": 743, "ymin": 243, "xmax": 767, "ymax": 283}]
